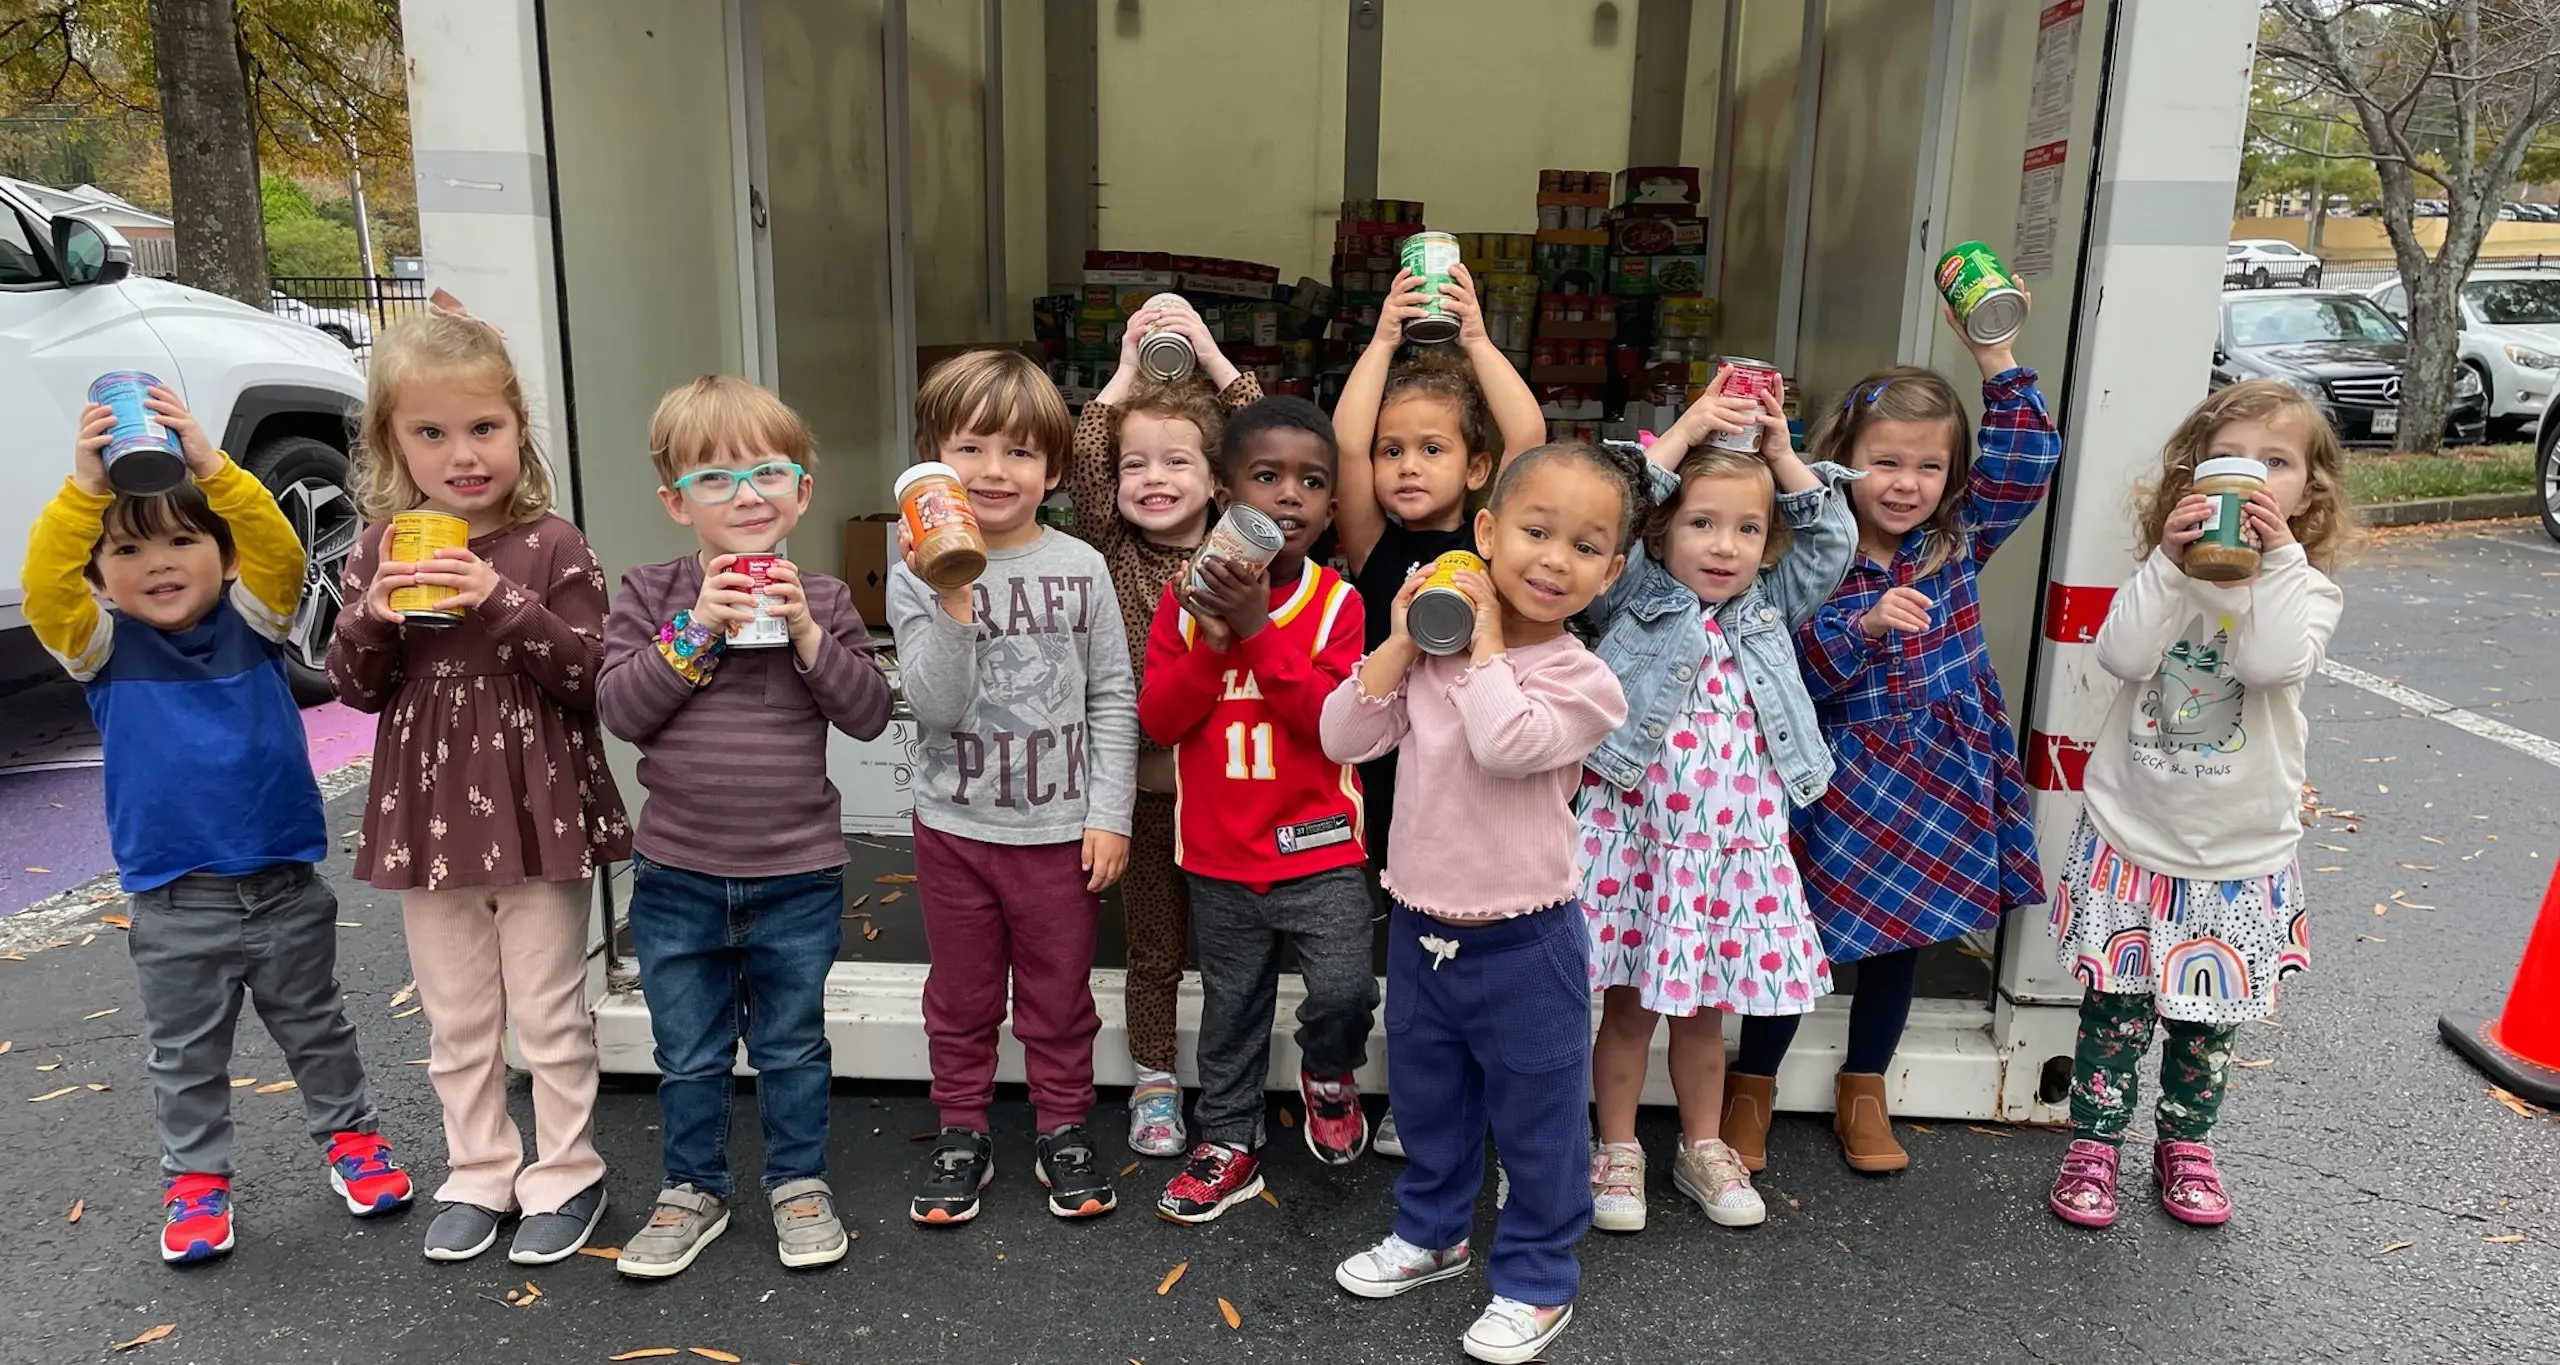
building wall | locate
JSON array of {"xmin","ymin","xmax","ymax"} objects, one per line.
[{"xmin": 2231, "ymin": 214, "xmax": 2560, "ymax": 263}]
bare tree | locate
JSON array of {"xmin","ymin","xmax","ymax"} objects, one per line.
[
  {"xmin": 147, "ymin": 0, "xmax": 266, "ymax": 303},
  {"xmin": 2263, "ymin": 0, "xmax": 2560, "ymax": 451}
]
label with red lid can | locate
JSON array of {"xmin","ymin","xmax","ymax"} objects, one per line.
[
  {"xmin": 1705, "ymin": 358, "xmax": 1782, "ymax": 453},
  {"xmin": 729, "ymin": 553, "xmax": 790, "ymax": 647}
]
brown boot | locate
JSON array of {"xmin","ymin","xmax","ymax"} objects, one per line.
[
  {"xmin": 1720, "ymin": 1073, "xmax": 1775, "ymax": 1173},
  {"xmin": 1833, "ymin": 1072, "xmax": 1909, "ymax": 1173}
]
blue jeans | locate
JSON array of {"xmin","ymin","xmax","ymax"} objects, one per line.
[{"xmin": 628, "ymin": 855, "xmax": 843, "ymax": 1196}]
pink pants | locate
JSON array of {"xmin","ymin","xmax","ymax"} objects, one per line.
[
  {"xmin": 400, "ymin": 879, "xmax": 604, "ymax": 1214},
  {"xmin": 914, "ymin": 821, "xmax": 1102, "ymax": 1134}
]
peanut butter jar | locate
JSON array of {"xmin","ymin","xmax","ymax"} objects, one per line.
[
  {"xmin": 895, "ymin": 462, "xmax": 987, "ymax": 591},
  {"xmin": 2184, "ymin": 456, "xmax": 2267, "ymax": 584}
]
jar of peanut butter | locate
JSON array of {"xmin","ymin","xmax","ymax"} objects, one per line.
[
  {"xmin": 2184, "ymin": 456, "xmax": 2267, "ymax": 583},
  {"xmin": 894, "ymin": 462, "xmax": 988, "ymax": 590}
]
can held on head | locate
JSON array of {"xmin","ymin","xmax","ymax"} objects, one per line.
[
  {"xmin": 1400, "ymin": 231, "xmax": 1463, "ymax": 345},
  {"xmin": 385, "ymin": 510, "xmax": 471, "ymax": 625},
  {"xmin": 1136, "ymin": 292, "xmax": 1196, "ymax": 383},
  {"xmin": 895, "ymin": 462, "xmax": 988, "ymax": 591},
  {"xmin": 1935, "ymin": 240, "xmax": 2028, "ymax": 346},
  {"xmin": 87, "ymin": 371, "xmax": 189, "ymax": 496},
  {"xmin": 1407, "ymin": 550, "xmax": 1485, "ymax": 656},
  {"xmin": 1187, "ymin": 502, "xmax": 1285, "ymax": 607},
  {"xmin": 1705, "ymin": 358, "xmax": 1783, "ymax": 454},
  {"xmin": 728, "ymin": 553, "xmax": 790, "ymax": 647}
]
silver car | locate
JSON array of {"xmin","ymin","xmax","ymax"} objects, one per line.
[{"xmin": 2225, "ymin": 239, "xmax": 2324, "ymax": 290}]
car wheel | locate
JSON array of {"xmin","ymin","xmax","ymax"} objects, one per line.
[
  {"xmin": 2540, "ymin": 427, "xmax": 2560, "ymax": 543},
  {"xmin": 2252, "ymin": 267, "xmax": 2271, "ymax": 289},
  {"xmin": 318, "ymin": 323, "xmax": 357, "ymax": 350},
  {"xmin": 244, "ymin": 435, "xmax": 359, "ymax": 706},
  {"xmin": 2300, "ymin": 265, "xmax": 2321, "ymax": 289}
]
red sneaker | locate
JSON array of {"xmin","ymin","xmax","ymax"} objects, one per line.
[
  {"xmin": 1155, "ymin": 1143, "xmax": 1264, "ymax": 1224},
  {"xmin": 326, "ymin": 1131, "xmax": 414, "ymax": 1216},
  {"xmin": 162, "ymin": 1174, "xmax": 235, "ymax": 1264},
  {"xmin": 1300, "ymin": 1071, "xmax": 1368, "ymax": 1166}
]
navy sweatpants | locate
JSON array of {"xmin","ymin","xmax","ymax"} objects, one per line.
[{"xmin": 1385, "ymin": 901, "xmax": 1593, "ymax": 1305}]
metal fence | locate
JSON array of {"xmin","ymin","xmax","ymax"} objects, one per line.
[
  {"xmin": 2297, "ymin": 253, "xmax": 2560, "ymax": 294},
  {"xmin": 265, "ymin": 275, "xmax": 433, "ymax": 362}
]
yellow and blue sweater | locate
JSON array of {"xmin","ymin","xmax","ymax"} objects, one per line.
[{"xmin": 23, "ymin": 459, "xmax": 328, "ymax": 893}]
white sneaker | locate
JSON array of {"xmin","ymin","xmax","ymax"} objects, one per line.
[
  {"xmin": 1463, "ymin": 1296, "xmax": 1573, "ymax": 1364},
  {"xmin": 1673, "ymin": 1137, "xmax": 1767, "ymax": 1227},
  {"xmin": 1374, "ymin": 1108, "xmax": 1405, "ymax": 1159},
  {"xmin": 1334, "ymin": 1232, "xmax": 1471, "ymax": 1299},
  {"xmin": 1590, "ymin": 1141, "xmax": 1646, "ymax": 1233}
]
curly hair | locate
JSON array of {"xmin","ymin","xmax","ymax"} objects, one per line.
[
  {"xmin": 1119, "ymin": 374, "xmax": 1231, "ymax": 468},
  {"xmin": 1380, "ymin": 345, "xmax": 1497, "ymax": 465},
  {"xmin": 1803, "ymin": 365, "xmax": 1970, "ymax": 575},
  {"xmin": 353, "ymin": 310, "xmax": 555, "ymax": 526},
  {"xmin": 1491, "ymin": 440, "xmax": 1639, "ymax": 553},
  {"xmin": 2135, "ymin": 378, "xmax": 2363, "ymax": 574},
  {"xmin": 1639, "ymin": 447, "xmax": 1790, "ymax": 570}
]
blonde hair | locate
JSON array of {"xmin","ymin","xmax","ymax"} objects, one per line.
[
  {"xmin": 1117, "ymin": 375, "xmax": 1228, "ymax": 463},
  {"xmin": 914, "ymin": 349, "xmax": 1073, "ymax": 478},
  {"xmin": 649, "ymin": 376, "xmax": 816, "ymax": 486},
  {"xmin": 353, "ymin": 311, "xmax": 554, "ymax": 525},
  {"xmin": 1641, "ymin": 447, "xmax": 1790, "ymax": 569},
  {"xmin": 2136, "ymin": 378, "xmax": 2362, "ymax": 574},
  {"xmin": 1804, "ymin": 365, "xmax": 1970, "ymax": 575}
]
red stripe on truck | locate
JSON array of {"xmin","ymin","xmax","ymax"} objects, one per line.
[
  {"xmin": 2041, "ymin": 583, "xmax": 2116, "ymax": 644},
  {"xmin": 2026, "ymin": 731, "xmax": 2093, "ymax": 792}
]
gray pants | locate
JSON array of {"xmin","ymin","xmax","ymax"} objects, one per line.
[
  {"xmin": 1189, "ymin": 867, "xmax": 1378, "ymax": 1148},
  {"xmin": 128, "ymin": 866, "xmax": 376, "ymax": 1176}
]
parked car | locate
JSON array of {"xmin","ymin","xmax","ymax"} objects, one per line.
[
  {"xmin": 267, "ymin": 290, "xmax": 374, "ymax": 350},
  {"xmin": 2212, "ymin": 289, "xmax": 2487, "ymax": 445},
  {"xmin": 2369, "ymin": 268, "xmax": 2560, "ymax": 440},
  {"xmin": 2537, "ymin": 404, "xmax": 2560, "ymax": 542},
  {"xmin": 0, "ymin": 178, "xmax": 364, "ymax": 703},
  {"xmin": 2414, "ymin": 198, "xmax": 2450, "ymax": 217},
  {"xmin": 2225, "ymin": 239, "xmax": 2324, "ymax": 289}
]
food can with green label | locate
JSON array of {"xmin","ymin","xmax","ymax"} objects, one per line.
[
  {"xmin": 1934, "ymin": 240, "xmax": 2028, "ymax": 346},
  {"xmin": 1400, "ymin": 231, "xmax": 1463, "ymax": 344}
]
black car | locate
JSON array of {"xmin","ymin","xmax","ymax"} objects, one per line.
[{"xmin": 2212, "ymin": 290, "xmax": 2487, "ymax": 445}]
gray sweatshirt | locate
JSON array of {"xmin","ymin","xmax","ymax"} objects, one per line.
[{"xmin": 889, "ymin": 527, "xmax": 1138, "ymax": 844}]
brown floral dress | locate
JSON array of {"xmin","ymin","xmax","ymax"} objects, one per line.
[{"xmin": 327, "ymin": 513, "xmax": 632, "ymax": 891}]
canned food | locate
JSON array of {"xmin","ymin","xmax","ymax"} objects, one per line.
[
  {"xmin": 895, "ymin": 462, "xmax": 988, "ymax": 591},
  {"xmin": 1707, "ymin": 358, "xmax": 1783, "ymax": 453},
  {"xmin": 1136, "ymin": 292, "xmax": 1196, "ymax": 382},
  {"xmin": 87, "ymin": 372, "xmax": 188, "ymax": 495},
  {"xmin": 1935, "ymin": 240, "xmax": 2029, "ymax": 346},
  {"xmin": 1401, "ymin": 232, "xmax": 1463, "ymax": 344},
  {"xmin": 1188, "ymin": 502, "xmax": 1285, "ymax": 606},
  {"xmin": 1407, "ymin": 550, "xmax": 1485, "ymax": 655},
  {"xmin": 728, "ymin": 553, "xmax": 790, "ymax": 647},
  {"xmin": 386, "ymin": 510, "xmax": 471, "ymax": 625}
]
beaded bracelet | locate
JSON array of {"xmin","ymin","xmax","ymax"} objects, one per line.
[{"xmin": 656, "ymin": 610, "xmax": 725, "ymax": 687}]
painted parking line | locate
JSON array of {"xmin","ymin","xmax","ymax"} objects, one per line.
[{"xmin": 2320, "ymin": 660, "xmax": 2560, "ymax": 770}]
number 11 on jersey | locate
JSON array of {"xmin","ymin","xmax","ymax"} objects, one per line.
[{"xmin": 1224, "ymin": 721, "xmax": 1275, "ymax": 781}]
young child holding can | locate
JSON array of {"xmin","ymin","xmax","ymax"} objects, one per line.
[
  {"xmin": 1321, "ymin": 443, "xmax": 1633, "ymax": 1365},
  {"xmin": 1068, "ymin": 300, "xmax": 1263, "ymax": 1157},
  {"xmin": 893, "ymin": 349, "xmax": 1139, "ymax": 1226},
  {"xmin": 28, "ymin": 385, "xmax": 411, "ymax": 1265},
  {"xmin": 2045, "ymin": 379, "xmax": 2352, "ymax": 1228},
  {"xmin": 594, "ymin": 376, "xmax": 894, "ymax": 1277},
  {"xmin": 1139, "ymin": 397, "xmax": 1374, "ymax": 1223},
  {"xmin": 1331, "ymin": 261, "xmax": 1549, "ymax": 1156}
]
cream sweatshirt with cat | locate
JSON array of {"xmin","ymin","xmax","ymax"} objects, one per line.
[{"xmin": 2081, "ymin": 543, "xmax": 2344, "ymax": 882}]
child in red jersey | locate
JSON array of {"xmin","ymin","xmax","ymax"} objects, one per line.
[{"xmin": 1139, "ymin": 397, "xmax": 1372, "ymax": 1222}]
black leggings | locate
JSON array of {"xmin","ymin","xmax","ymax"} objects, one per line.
[{"xmin": 1734, "ymin": 946, "xmax": 1920, "ymax": 1077}]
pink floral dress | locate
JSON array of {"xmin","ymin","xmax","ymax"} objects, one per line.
[{"xmin": 1575, "ymin": 622, "xmax": 1832, "ymax": 1016}]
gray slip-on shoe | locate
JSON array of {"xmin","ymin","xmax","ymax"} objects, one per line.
[{"xmin": 509, "ymin": 1180, "xmax": 608, "ymax": 1265}]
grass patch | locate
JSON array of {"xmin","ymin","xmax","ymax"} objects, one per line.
[{"xmin": 2347, "ymin": 444, "xmax": 2537, "ymax": 506}]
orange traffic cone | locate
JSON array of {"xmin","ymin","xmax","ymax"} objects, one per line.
[{"xmin": 2439, "ymin": 860, "xmax": 2560, "ymax": 1106}]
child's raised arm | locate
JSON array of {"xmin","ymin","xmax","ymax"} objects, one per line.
[
  {"xmin": 1950, "ymin": 302, "xmax": 2060, "ymax": 564},
  {"xmin": 24, "ymin": 409, "xmax": 116, "ymax": 681},
  {"xmin": 1443, "ymin": 265, "xmax": 1544, "ymax": 470},
  {"xmin": 1332, "ymin": 273, "xmax": 1429, "ymax": 575}
]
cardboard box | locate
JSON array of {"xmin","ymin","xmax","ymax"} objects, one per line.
[
  {"xmin": 1615, "ymin": 166, "xmax": 1702, "ymax": 212},
  {"xmin": 1607, "ymin": 253, "xmax": 1709, "ymax": 296},
  {"xmin": 842, "ymin": 514, "xmax": 900, "ymax": 626},
  {"xmin": 1608, "ymin": 215, "xmax": 1707, "ymax": 255}
]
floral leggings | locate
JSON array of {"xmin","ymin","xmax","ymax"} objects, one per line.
[{"xmin": 2070, "ymin": 989, "xmax": 2239, "ymax": 1146}]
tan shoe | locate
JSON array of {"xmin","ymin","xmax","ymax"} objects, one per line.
[
  {"xmin": 1832, "ymin": 1072, "xmax": 1909, "ymax": 1174},
  {"xmin": 1720, "ymin": 1073, "xmax": 1775, "ymax": 1173}
]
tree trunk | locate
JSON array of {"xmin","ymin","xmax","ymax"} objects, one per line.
[
  {"xmin": 150, "ymin": 0, "xmax": 268, "ymax": 305},
  {"xmin": 2398, "ymin": 269, "xmax": 2461, "ymax": 452}
]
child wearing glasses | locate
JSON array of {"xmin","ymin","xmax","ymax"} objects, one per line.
[{"xmin": 596, "ymin": 376, "xmax": 895, "ymax": 1277}]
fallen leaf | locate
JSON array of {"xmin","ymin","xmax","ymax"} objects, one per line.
[
  {"xmin": 2396, "ymin": 862, "xmax": 2438, "ymax": 872},
  {"xmin": 2357, "ymin": 934, "xmax": 2387, "ymax": 943},
  {"xmin": 578, "ymin": 1245, "xmax": 622, "ymax": 1259},
  {"xmin": 1908, "ymin": 1122, "xmax": 1934, "ymax": 1134},
  {"xmin": 861, "ymin": 923, "xmax": 879, "ymax": 941},
  {"xmin": 1258, "ymin": 1189, "xmax": 1278, "ymax": 1207},
  {"xmin": 2316, "ymin": 842, "xmax": 2350, "ymax": 852},
  {"xmin": 608, "ymin": 1353, "xmax": 679, "ymax": 1362},
  {"xmin": 336, "ymin": 920, "xmax": 362, "ymax": 928},
  {"xmin": 909, "ymin": 1130, "xmax": 939, "ymax": 1141},
  {"xmin": 847, "ymin": 894, "xmax": 869, "ymax": 909},
  {"xmin": 0, "ymin": 1040, "xmax": 10, "ymax": 1055},
  {"xmin": 2375, "ymin": 1239, "xmax": 2413, "ymax": 1255},
  {"xmin": 881, "ymin": 890, "xmax": 904, "ymax": 904},
  {"xmin": 2486, "ymin": 1233, "xmax": 2526, "ymax": 1244},
  {"xmin": 79, "ymin": 933, "xmax": 95, "ymax": 947},
  {"xmin": 85, "ymin": 1082, "xmax": 108, "ymax": 1092},
  {"xmin": 1156, "ymin": 1260, "xmax": 1188, "ymax": 1295},
  {"xmin": 255, "ymin": 1080, "xmax": 298, "ymax": 1095},
  {"xmin": 1218, "ymin": 1298, "xmax": 1241, "ymax": 1330},
  {"xmin": 100, "ymin": 913, "xmax": 130, "ymax": 929},
  {"xmin": 689, "ymin": 1351, "xmax": 743, "ymax": 1363},
  {"xmin": 1118, "ymin": 1160, "xmax": 1140, "ymax": 1177},
  {"xmin": 393, "ymin": 1007, "xmax": 422, "ymax": 1019},
  {"xmin": 403, "ymin": 1058, "xmax": 431, "ymax": 1066},
  {"xmin": 2420, "ymin": 835, "xmax": 2445, "ymax": 845},
  {"xmin": 24, "ymin": 866, "xmax": 48, "ymax": 874},
  {"xmin": 110, "ymin": 1324, "xmax": 175, "ymax": 1352},
  {"xmin": 2489, "ymin": 1086, "xmax": 2546, "ymax": 1118},
  {"xmin": 1965, "ymin": 1125, "xmax": 2009, "ymax": 1138},
  {"xmin": 2236, "ymin": 1058, "xmax": 2275, "ymax": 1068},
  {"xmin": 28, "ymin": 1086, "xmax": 76, "ymax": 1102},
  {"xmin": 2313, "ymin": 866, "xmax": 2343, "ymax": 873},
  {"xmin": 84, "ymin": 1007, "xmax": 119, "ymax": 1020},
  {"xmin": 67, "ymin": 1199, "xmax": 83, "ymax": 1223},
  {"xmin": 389, "ymin": 981, "xmax": 417, "ymax": 1009},
  {"xmin": 1277, "ymin": 1108, "xmax": 1295, "ymax": 1128},
  {"xmin": 36, "ymin": 1062, "xmax": 58, "ymax": 1072},
  {"xmin": 875, "ymin": 873, "xmax": 917, "ymax": 884},
  {"xmin": 2377, "ymin": 784, "xmax": 2389, "ymax": 794}
]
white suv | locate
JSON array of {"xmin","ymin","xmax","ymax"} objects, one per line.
[
  {"xmin": 2, "ymin": 179, "xmax": 365, "ymax": 702},
  {"xmin": 2226, "ymin": 239, "xmax": 2325, "ymax": 290},
  {"xmin": 2368, "ymin": 268, "xmax": 2560, "ymax": 441}
]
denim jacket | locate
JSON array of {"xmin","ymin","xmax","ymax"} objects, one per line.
[{"xmin": 1582, "ymin": 458, "xmax": 1858, "ymax": 806}]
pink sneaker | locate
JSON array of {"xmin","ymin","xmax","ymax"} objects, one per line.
[
  {"xmin": 1299, "ymin": 1071, "xmax": 1368, "ymax": 1166},
  {"xmin": 2046, "ymin": 1138, "xmax": 2120, "ymax": 1228},
  {"xmin": 2155, "ymin": 1140, "xmax": 2233, "ymax": 1225}
]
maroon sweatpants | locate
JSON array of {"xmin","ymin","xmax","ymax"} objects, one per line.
[{"xmin": 913, "ymin": 819, "xmax": 1102, "ymax": 1134}]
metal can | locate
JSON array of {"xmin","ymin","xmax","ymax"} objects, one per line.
[
  {"xmin": 1935, "ymin": 240, "xmax": 2029, "ymax": 346},
  {"xmin": 1188, "ymin": 502, "xmax": 1285, "ymax": 606},
  {"xmin": 728, "ymin": 553, "xmax": 790, "ymax": 647},
  {"xmin": 385, "ymin": 510, "xmax": 471, "ymax": 625},
  {"xmin": 87, "ymin": 371, "xmax": 189, "ymax": 495},
  {"xmin": 1706, "ymin": 358, "xmax": 1784, "ymax": 453},
  {"xmin": 894, "ymin": 462, "xmax": 988, "ymax": 591},
  {"xmin": 1399, "ymin": 231, "xmax": 1463, "ymax": 344},
  {"xmin": 1136, "ymin": 292, "xmax": 1196, "ymax": 382},
  {"xmin": 1407, "ymin": 550, "xmax": 1485, "ymax": 656}
]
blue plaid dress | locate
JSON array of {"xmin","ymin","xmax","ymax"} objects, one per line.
[{"xmin": 1790, "ymin": 368, "xmax": 2061, "ymax": 963}]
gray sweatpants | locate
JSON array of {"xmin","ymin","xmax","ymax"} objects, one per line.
[
  {"xmin": 1189, "ymin": 867, "xmax": 1378, "ymax": 1148},
  {"xmin": 128, "ymin": 866, "xmax": 377, "ymax": 1176}
]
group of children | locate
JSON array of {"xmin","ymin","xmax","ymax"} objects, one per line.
[{"xmin": 29, "ymin": 253, "xmax": 2354, "ymax": 1363}]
